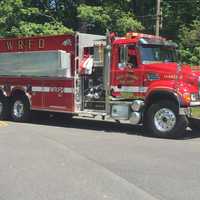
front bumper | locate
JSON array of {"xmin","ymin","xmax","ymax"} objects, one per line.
[{"xmin": 190, "ymin": 102, "xmax": 200, "ymax": 107}]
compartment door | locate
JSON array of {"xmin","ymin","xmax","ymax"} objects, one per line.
[{"xmin": 43, "ymin": 79, "xmax": 74, "ymax": 112}]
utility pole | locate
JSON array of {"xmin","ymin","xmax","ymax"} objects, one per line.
[{"xmin": 156, "ymin": 0, "xmax": 161, "ymax": 36}]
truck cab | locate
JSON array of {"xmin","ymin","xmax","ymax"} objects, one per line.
[
  {"xmin": 106, "ymin": 32, "xmax": 200, "ymax": 138},
  {"xmin": 73, "ymin": 32, "xmax": 200, "ymax": 138}
]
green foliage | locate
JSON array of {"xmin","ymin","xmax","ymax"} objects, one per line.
[
  {"xmin": 179, "ymin": 20, "xmax": 200, "ymax": 66},
  {"xmin": 162, "ymin": 0, "xmax": 200, "ymax": 38},
  {"xmin": 116, "ymin": 12, "xmax": 144, "ymax": 34},
  {"xmin": 78, "ymin": 4, "xmax": 143, "ymax": 35},
  {"xmin": 0, "ymin": 0, "xmax": 199, "ymax": 65},
  {"xmin": 77, "ymin": 4, "xmax": 111, "ymax": 33},
  {"xmin": 0, "ymin": 0, "xmax": 73, "ymax": 37},
  {"xmin": 9, "ymin": 21, "xmax": 73, "ymax": 37}
]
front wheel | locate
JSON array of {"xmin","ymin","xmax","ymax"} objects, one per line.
[{"xmin": 144, "ymin": 101, "xmax": 188, "ymax": 138}]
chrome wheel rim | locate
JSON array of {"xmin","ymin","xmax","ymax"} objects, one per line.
[
  {"xmin": 0, "ymin": 102, "xmax": 3, "ymax": 114},
  {"xmin": 13, "ymin": 100, "xmax": 24, "ymax": 118},
  {"xmin": 154, "ymin": 108, "xmax": 176, "ymax": 132}
]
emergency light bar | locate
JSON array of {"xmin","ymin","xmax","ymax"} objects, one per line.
[{"xmin": 126, "ymin": 32, "xmax": 165, "ymax": 40}]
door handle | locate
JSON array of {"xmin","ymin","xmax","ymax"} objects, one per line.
[{"xmin": 143, "ymin": 78, "xmax": 148, "ymax": 85}]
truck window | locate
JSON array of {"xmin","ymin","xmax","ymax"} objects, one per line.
[
  {"xmin": 127, "ymin": 45, "xmax": 137, "ymax": 68},
  {"xmin": 118, "ymin": 45, "xmax": 137, "ymax": 68},
  {"xmin": 118, "ymin": 45, "xmax": 127, "ymax": 68},
  {"xmin": 94, "ymin": 45, "xmax": 104, "ymax": 65},
  {"xmin": 139, "ymin": 45, "xmax": 177, "ymax": 64}
]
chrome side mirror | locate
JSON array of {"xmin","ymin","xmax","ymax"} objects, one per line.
[{"xmin": 118, "ymin": 62, "xmax": 126, "ymax": 68}]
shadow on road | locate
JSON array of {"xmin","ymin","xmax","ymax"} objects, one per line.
[
  {"xmin": 29, "ymin": 111, "xmax": 200, "ymax": 140},
  {"xmin": 30, "ymin": 111, "xmax": 144, "ymax": 135}
]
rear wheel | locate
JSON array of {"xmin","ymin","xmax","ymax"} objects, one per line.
[
  {"xmin": 144, "ymin": 100, "xmax": 188, "ymax": 138},
  {"xmin": 11, "ymin": 96, "xmax": 30, "ymax": 122},
  {"xmin": 0, "ymin": 95, "xmax": 10, "ymax": 120}
]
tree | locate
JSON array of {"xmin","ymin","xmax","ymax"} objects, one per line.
[
  {"xmin": 77, "ymin": 3, "xmax": 144, "ymax": 35},
  {"xmin": 0, "ymin": 0, "xmax": 73, "ymax": 37},
  {"xmin": 179, "ymin": 20, "xmax": 200, "ymax": 66},
  {"xmin": 161, "ymin": 0, "xmax": 200, "ymax": 39}
]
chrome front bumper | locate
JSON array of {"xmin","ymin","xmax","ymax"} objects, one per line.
[{"xmin": 190, "ymin": 102, "xmax": 200, "ymax": 106}]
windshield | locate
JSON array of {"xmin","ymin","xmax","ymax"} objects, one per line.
[{"xmin": 139, "ymin": 45, "xmax": 177, "ymax": 64}]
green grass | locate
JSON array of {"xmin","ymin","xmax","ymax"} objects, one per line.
[{"xmin": 191, "ymin": 108, "xmax": 200, "ymax": 118}]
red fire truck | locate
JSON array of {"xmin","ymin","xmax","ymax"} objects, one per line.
[{"xmin": 0, "ymin": 32, "xmax": 199, "ymax": 138}]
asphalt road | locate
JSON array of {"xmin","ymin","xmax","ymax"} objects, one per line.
[{"xmin": 0, "ymin": 112, "xmax": 200, "ymax": 200}]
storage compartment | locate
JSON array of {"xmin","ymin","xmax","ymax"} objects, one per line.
[
  {"xmin": 83, "ymin": 67, "xmax": 105, "ymax": 111},
  {"xmin": 0, "ymin": 50, "xmax": 71, "ymax": 77}
]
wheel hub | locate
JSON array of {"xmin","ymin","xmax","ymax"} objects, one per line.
[
  {"xmin": 0, "ymin": 102, "xmax": 3, "ymax": 114},
  {"xmin": 13, "ymin": 100, "xmax": 24, "ymax": 118},
  {"xmin": 154, "ymin": 108, "xmax": 176, "ymax": 132}
]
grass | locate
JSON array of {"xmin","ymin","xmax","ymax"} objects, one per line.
[{"xmin": 191, "ymin": 107, "xmax": 200, "ymax": 118}]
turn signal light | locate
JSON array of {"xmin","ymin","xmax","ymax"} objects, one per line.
[{"xmin": 182, "ymin": 93, "xmax": 191, "ymax": 104}]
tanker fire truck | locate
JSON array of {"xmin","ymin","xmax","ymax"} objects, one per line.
[{"xmin": 0, "ymin": 32, "xmax": 199, "ymax": 138}]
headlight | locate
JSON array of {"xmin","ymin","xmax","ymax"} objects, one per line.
[{"xmin": 182, "ymin": 92, "xmax": 191, "ymax": 104}]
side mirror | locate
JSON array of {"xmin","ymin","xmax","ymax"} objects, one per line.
[{"xmin": 118, "ymin": 62, "xmax": 126, "ymax": 68}]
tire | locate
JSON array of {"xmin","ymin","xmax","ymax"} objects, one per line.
[
  {"xmin": 11, "ymin": 95, "xmax": 30, "ymax": 122},
  {"xmin": 144, "ymin": 100, "xmax": 188, "ymax": 139},
  {"xmin": 188, "ymin": 117, "xmax": 200, "ymax": 131},
  {"xmin": 0, "ymin": 95, "xmax": 10, "ymax": 120}
]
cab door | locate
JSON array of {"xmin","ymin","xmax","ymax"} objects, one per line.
[{"xmin": 110, "ymin": 44, "xmax": 145, "ymax": 99}]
